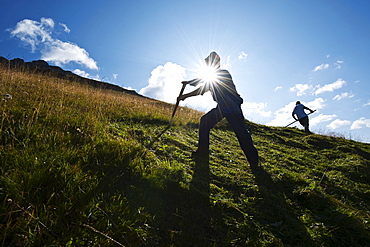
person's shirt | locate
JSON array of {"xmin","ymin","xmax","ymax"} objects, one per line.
[
  {"xmin": 292, "ymin": 104, "xmax": 308, "ymax": 120},
  {"xmin": 199, "ymin": 69, "xmax": 243, "ymax": 113}
]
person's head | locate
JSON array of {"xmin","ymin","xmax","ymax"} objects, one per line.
[
  {"xmin": 296, "ymin": 101, "xmax": 301, "ymax": 105},
  {"xmin": 205, "ymin": 51, "xmax": 221, "ymax": 69}
]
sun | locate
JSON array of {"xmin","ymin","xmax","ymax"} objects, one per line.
[{"xmin": 196, "ymin": 63, "xmax": 218, "ymax": 83}]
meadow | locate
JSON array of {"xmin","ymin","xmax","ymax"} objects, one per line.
[{"xmin": 1, "ymin": 64, "xmax": 369, "ymax": 246}]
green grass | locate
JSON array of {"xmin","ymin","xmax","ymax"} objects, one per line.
[{"xmin": 1, "ymin": 65, "xmax": 369, "ymax": 246}]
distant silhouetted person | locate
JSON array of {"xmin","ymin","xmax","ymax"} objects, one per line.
[
  {"xmin": 292, "ymin": 101, "xmax": 314, "ymax": 134},
  {"xmin": 178, "ymin": 51, "xmax": 258, "ymax": 166}
]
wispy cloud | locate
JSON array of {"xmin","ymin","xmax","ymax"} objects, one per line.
[
  {"xmin": 315, "ymin": 78, "xmax": 346, "ymax": 95},
  {"xmin": 313, "ymin": 63, "xmax": 329, "ymax": 72},
  {"xmin": 8, "ymin": 17, "xmax": 98, "ymax": 70},
  {"xmin": 291, "ymin": 79, "xmax": 348, "ymax": 97},
  {"xmin": 222, "ymin": 55, "xmax": 232, "ymax": 70},
  {"xmin": 9, "ymin": 18, "xmax": 53, "ymax": 52},
  {"xmin": 327, "ymin": 119, "xmax": 351, "ymax": 130},
  {"xmin": 351, "ymin": 117, "xmax": 370, "ymax": 130},
  {"xmin": 238, "ymin": 51, "xmax": 248, "ymax": 60},
  {"xmin": 333, "ymin": 92, "xmax": 354, "ymax": 100},
  {"xmin": 59, "ymin": 23, "xmax": 70, "ymax": 33},
  {"xmin": 334, "ymin": 60, "xmax": 344, "ymax": 69},
  {"xmin": 274, "ymin": 86, "xmax": 282, "ymax": 91},
  {"xmin": 289, "ymin": 83, "xmax": 313, "ymax": 96}
]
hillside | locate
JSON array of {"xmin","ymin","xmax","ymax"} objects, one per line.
[
  {"xmin": 1, "ymin": 62, "xmax": 369, "ymax": 246},
  {"xmin": 0, "ymin": 56, "xmax": 140, "ymax": 97}
]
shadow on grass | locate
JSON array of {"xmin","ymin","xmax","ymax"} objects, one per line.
[
  {"xmin": 250, "ymin": 162, "xmax": 370, "ymax": 246},
  {"xmin": 90, "ymin": 153, "xmax": 213, "ymax": 246},
  {"xmin": 292, "ymin": 187, "xmax": 370, "ymax": 246},
  {"xmin": 249, "ymin": 163, "xmax": 316, "ymax": 246},
  {"xmin": 142, "ymin": 155, "xmax": 213, "ymax": 246},
  {"xmin": 186, "ymin": 156, "xmax": 213, "ymax": 244}
]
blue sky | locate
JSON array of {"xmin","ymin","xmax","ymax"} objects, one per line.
[{"xmin": 1, "ymin": 0, "xmax": 370, "ymax": 142}]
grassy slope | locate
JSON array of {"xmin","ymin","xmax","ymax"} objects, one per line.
[{"xmin": 0, "ymin": 66, "xmax": 369, "ymax": 246}]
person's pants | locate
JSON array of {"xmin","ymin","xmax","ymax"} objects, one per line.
[
  {"xmin": 198, "ymin": 106, "xmax": 259, "ymax": 166},
  {"xmin": 299, "ymin": 116, "xmax": 311, "ymax": 133}
]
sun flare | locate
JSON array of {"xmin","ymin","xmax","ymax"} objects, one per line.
[{"xmin": 196, "ymin": 64, "xmax": 218, "ymax": 83}]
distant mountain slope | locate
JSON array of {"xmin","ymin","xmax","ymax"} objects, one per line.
[{"xmin": 0, "ymin": 56, "xmax": 140, "ymax": 96}]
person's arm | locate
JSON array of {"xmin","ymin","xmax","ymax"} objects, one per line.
[
  {"xmin": 182, "ymin": 78, "xmax": 202, "ymax": 87},
  {"xmin": 292, "ymin": 108, "xmax": 298, "ymax": 121},
  {"xmin": 178, "ymin": 87, "xmax": 203, "ymax": 101},
  {"xmin": 292, "ymin": 112, "xmax": 298, "ymax": 121},
  {"xmin": 304, "ymin": 106, "xmax": 314, "ymax": 113}
]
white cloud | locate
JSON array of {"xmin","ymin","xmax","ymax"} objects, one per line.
[
  {"xmin": 315, "ymin": 78, "xmax": 346, "ymax": 95},
  {"xmin": 139, "ymin": 62, "xmax": 186, "ymax": 104},
  {"xmin": 266, "ymin": 102, "xmax": 296, "ymax": 127},
  {"xmin": 363, "ymin": 101, "xmax": 370, "ymax": 107},
  {"xmin": 59, "ymin": 23, "xmax": 70, "ymax": 33},
  {"xmin": 289, "ymin": 83, "xmax": 313, "ymax": 96},
  {"xmin": 73, "ymin": 69, "xmax": 90, "ymax": 78},
  {"xmin": 9, "ymin": 17, "xmax": 98, "ymax": 70},
  {"xmin": 124, "ymin": 86, "xmax": 135, "ymax": 91},
  {"xmin": 242, "ymin": 102, "xmax": 272, "ymax": 118},
  {"xmin": 327, "ymin": 119, "xmax": 351, "ymax": 130},
  {"xmin": 332, "ymin": 92, "xmax": 354, "ymax": 100},
  {"xmin": 238, "ymin": 51, "xmax": 248, "ymax": 60},
  {"xmin": 113, "ymin": 74, "xmax": 118, "ymax": 80},
  {"xmin": 310, "ymin": 113, "xmax": 337, "ymax": 126},
  {"xmin": 9, "ymin": 18, "xmax": 54, "ymax": 52},
  {"xmin": 183, "ymin": 92, "xmax": 217, "ymax": 113},
  {"xmin": 73, "ymin": 69, "xmax": 100, "ymax": 80},
  {"xmin": 274, "ymin": 86, "xmax": 282, "ymax": 91},
  {"xmin": 41, "ymin": 18, "xmax": 54, "ymax": 28},
  {"xmin": 313, "ymin": 63, "xmax": 329, "ymax": 72},
  {"xmin": 289, "ymin": 79, "xmax": 347, "ymax": 98},
  {"xmin": 42, "ymin": 40, "xmax": 98, "ymax": 69},
  {"xmin": 351, "ymin": 117, "xmax": 370, "ymax": 130},
  {"xmin": 309, "ymin": 97, "xmax": 326, "ymax": 110}
]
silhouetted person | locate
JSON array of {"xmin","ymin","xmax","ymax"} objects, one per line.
[
  {"xmin": 178, "ymin": 51, "xmax": 258, "ymax": 166},
  {"xmin": 292, "ymin": 101, "xmax": 314, "ymax": 134}
]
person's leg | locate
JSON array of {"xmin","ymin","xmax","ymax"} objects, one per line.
[
  {"xmin": 305, "ymin": 117, "xmax": 311, "ymax": 133},
  {"xmin": 225, "ymin": 107, "xmax": 259, "ymax": 166},
  {"xmin": 197, "ymin": 107, "xmax": 223, "ymax": 153},
  {"xmin": 299, "ymin": 116, "xmax": 311, "ymax": 133}
]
